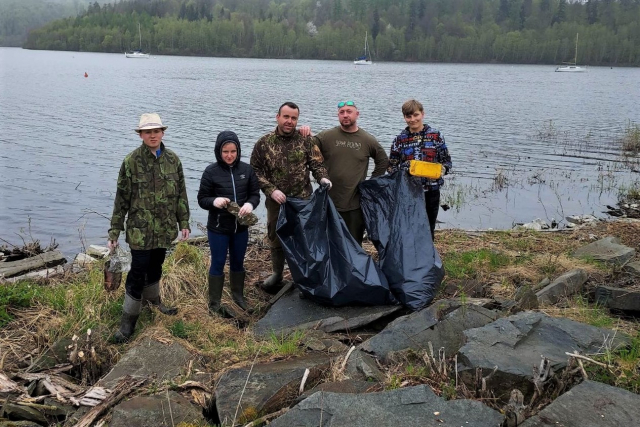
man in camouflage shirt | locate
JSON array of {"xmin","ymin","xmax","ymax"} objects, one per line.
[
  {"xmin": 108, "ymin": 113, "xmax": 190, "ymax": 343},
  {"xmin": 250, "ymin": 102, "xmax": 331, "ymax": 293}
]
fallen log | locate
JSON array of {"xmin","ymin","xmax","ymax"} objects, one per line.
[
  {"xmin": 0, "ymin": 251, "xmax": 67, "ymax": 279},
  {"xmin": 73, "ymin": 376, "xmax": 146, "ymax": 427},
  {"xmin": 3, "ymin": 265, "xmax": 65, "ymax": 283}
]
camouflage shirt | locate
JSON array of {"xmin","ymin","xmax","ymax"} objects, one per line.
[
  {"xmin": 108, "ymin": 142, "xmax": 190, "ymax": 250},
  {"xmin": 250, "ymin": 128, "xmax": 328, "ymax": 199}
]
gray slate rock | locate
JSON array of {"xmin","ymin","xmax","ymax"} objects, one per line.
[
  {"xmin": 269, "ymin": 385, "xmax": 504, "ymax": 427},
  {"xmin": 595, "ymin": 286, "xmax": 640, "ymax": 312},
  {"xmin": 215, "ymin": 353, "xmax": 331, "ymax": 426},
  {"xmin": 572, "ymin": 236, "xmax": 636, "ymax": 265},
  {"xmin": 360, "ymin": 300, "xmax": 498, "ymax": 362},
  {"xmin": 344, "ymin": 349, "xmax": 386, "ymax": 382},
  {"xmin": 536, "ymin": 269, "xmax": 588, "ymax": 305},
  {"xmin": 110, "ymin": 391, "xmax": 203, "ymax": 427},
  {"xmin": 0, "ymin": 403, "xmax": 48, "ymax": 425},
  {"xmin": 520, "ymin": 380, "xmax": 640, "ymax": 427},
  {"xmin": 458, "ymin": 312, "xmax": 628, "ymax": 399},
  {"xmin": 624, "ymin": 260, "xmax": 640, "ymax": 276},
  {"xmin": 253, "ymin": 289, "xmax": 402, "ymax": 338},
  {"xmin": 98, "ymin": 337, "xmax": 198, "ymax": 389},
  {"xmin": 294, "ymin": 380, "xmax": 375, "ymax": 405}
]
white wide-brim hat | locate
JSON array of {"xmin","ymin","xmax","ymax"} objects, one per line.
[{"xmin": 135, "ymin": 113, "xmax": 168, "ymax": 133}]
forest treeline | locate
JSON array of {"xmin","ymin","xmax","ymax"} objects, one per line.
[
  {"xmin": 22, "ymin": 0, "xmax": 640, "ymax": 65},
  {"xmin": 0, "ymin": 0, "xmax": 98, "ymax": 46}
]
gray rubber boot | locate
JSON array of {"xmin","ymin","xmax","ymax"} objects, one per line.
[
  {"xmin": 229, "ymin": 270, "xmax": 248, "ymax": 311},
  {"xmin": 111, "ymin": 294, "xmax": 142, "ymax": 344},
  {"xmin": 208, "ymin": 274, "xmax": 233, "ymax": 318},
  {"xmin": 143, "ymin": 281, "xmax": 178, "ymax": 315},
  {"xmin": 259, "ymin": 248, "xmax": 285, "ymax": 294}
]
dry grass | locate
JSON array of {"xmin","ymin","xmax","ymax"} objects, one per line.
[{"xmin": 1, "ymin": 220, "xmax": 639, "ymax": 391}]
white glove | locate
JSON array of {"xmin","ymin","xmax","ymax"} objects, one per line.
[
  {"xmin": 107, "ymin": 240, "xmax": 118, "ymax": 251},
  {"xmin": 214, "ymin": 197, "xmax": 230, "ymax": 208},
  {"xmin": 239, "ymin": 203, "xmax": 253, "ymax": 216},
  {"xmin": 320, "ymin": 178, "xmax": 332, "ymax": 190}
]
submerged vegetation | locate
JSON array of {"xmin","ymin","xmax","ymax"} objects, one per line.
[{"xmin": 19, "ymin": 0, "xmax": 640, "ymax": 65}]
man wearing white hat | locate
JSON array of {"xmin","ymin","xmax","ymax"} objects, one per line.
[{"xmin": 108, "ymin": 113, "xmax": 191, "ymax": 343}]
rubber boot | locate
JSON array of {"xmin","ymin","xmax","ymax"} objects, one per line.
[
  {"xmin": 259, "ymin": 248, "xmax": 285, "ymax": 294},
  {"xmin": 111, "ymin": 294, "xmax": 141, "ymax": 343},
  {"xmin": 208, "ymin": 274, "xmax": 233, "ymax": 318},
  {"xmin": 143, "ymin": 281, "xmax": 178, "ymax": 315},
  {"xmin": 229, "ymin": 270, "xmax": 248, "ymax": 311}
]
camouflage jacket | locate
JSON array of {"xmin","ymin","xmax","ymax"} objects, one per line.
[
  {"xmin": 108, "ymin": 143, "xmax": 190, "ymax": 250},
  {"xmin": 250, "ymin": 128, "xmax": 328, "ymax": 199}
]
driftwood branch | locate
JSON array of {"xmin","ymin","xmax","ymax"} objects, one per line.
[
  {"xmin": 565, "ymin": 352, "xmax": 608, "ymax": 367},
  {"xmin": 73, "ymin": 376, "xmax": 146, "ymax": 427}
]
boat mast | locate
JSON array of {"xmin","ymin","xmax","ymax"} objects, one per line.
[
  {"xmin": 364, "ymin": 31, "xmax": 368, "ymax": 58},
  {"xmin": 138, "ymin": 22, "xmax": 142, "ymax": 50},
  {"xmin": 574, "ymin": 33, "xmax": 579, "ymax": 65}
]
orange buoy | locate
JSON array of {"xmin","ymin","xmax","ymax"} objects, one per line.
[{"xmin": 84, "ymin": 72, "xmax": 88, "ymax": 78}]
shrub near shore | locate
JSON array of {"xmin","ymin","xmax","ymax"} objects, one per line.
[{"xmin": 1, "ymin": 220, "xmax": 639, "ymax": 404}]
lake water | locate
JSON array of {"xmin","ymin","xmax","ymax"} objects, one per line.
[{"xmin": 1, "ymin": 48, "xmax": 639, "ymax": 256}]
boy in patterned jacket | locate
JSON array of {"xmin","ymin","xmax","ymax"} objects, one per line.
[{"xmin": 388, "ymin": 99, "xmax": 452, "ymax": 239}]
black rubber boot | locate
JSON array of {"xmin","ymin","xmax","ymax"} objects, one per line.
[
  {"xmin": 111, "ymin": 294, "xmax": 141, "ymax": 344},
  {"xmin": 259, "ymin": 248, "xmax": 285, "ymax": 294},
  {"xmin": 143, "ymin": 281, "xmax": 178, "ymax": 315},
  {"xmin": 208, "ymin": 274, "xmax": 233, "ymax": 318},
  {"xmin": 229, "ymin": 270, "xmax": 248, "ymax": 311}
]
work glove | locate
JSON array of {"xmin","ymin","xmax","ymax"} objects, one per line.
[
  {"xmin": 239, "ymin": 203, "xmax": 253, "ymax": 217},
  {"xmin": 320, "ymin": 178, "xmax": 332, "ymax": 190},
  {"xmin": 214, "ymin": 197, "xmax": 230, "ymax": 209}
]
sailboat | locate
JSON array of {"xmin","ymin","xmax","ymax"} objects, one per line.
[
  {"xmin": 353, "ymin": 31, "xmax": 372, "ymax": 65},
  {"xmin": 555, "ymin": 33, "xmax": 585, "ymax": 72},
  {"xmin": 125, "ymin": 23, "xmax": 150, "ymax": 58}
]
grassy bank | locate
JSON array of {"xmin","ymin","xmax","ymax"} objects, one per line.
[{"xmin": 1, "ymin": 220, "xmax": 639, "ymax": 403}]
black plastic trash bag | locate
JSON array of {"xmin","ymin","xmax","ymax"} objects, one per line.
[
  {"xmin": 359, "ymin": 172, "xmax": 444, "ymax": 311},
  {"xmin": 276, "ymin": 185, "xmax": 397, "ymax": 307}
]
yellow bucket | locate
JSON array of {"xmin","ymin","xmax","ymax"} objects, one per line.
[{"xmin": 409, "ymin": 160, "xmax": 443, "ymax": 179}]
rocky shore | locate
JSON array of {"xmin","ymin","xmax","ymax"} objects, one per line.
[{"xmin": 1, "ymin": 218, "xmax": 639, "ymax": 426}]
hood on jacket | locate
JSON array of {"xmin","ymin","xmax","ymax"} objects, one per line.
[{"xmin": 215, "ymin": 130, "xmax": 241, "ymax": 168}]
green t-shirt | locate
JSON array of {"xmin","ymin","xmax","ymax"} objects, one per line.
[{"xmin": 314, "ymin": 126, "xmax": 388, "ymax": 211}]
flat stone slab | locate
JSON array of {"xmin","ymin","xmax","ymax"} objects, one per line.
[
  {"xmin": 360, "ymin": 300, "xmax": 499, "ymax": 362},
  {"xmin": 624, "ymin": 260, "xmax": 640, "ymax": 276},
  {"xmin": 98, "ymin": 337, "xmax": 198, "ymax": 389},
  {"xmin": 215, "ymin": 353, "xmax": 331, "ymax": 426},
  {"xmin": 252, "ymin": 289, "xmax": 402, "ymax": 338},
  {"xmin": 458, "ymin": 312, "xmax": 629, "ymax": 399},
  {"xmin": 269, "ymin": 385, "xmax": 504, "ymax": 427},
  {"xmin": 536, "ymin": 269, "xmax": 588, "ymax": 305},
  {"xmin": 572, "ymin": 236, "xmax": 635, "ymax": 265},
  {"xmin": 295, "ymin": 380, "xmax": 375, "ymax": 404},
  {"xmin": 110, "ymin": 391, "xmax": 203, "ymax": 427},
  {"xmin": 595, "ymin": 286, "xmax": 640, "ymax": 312},
  {"xmin": 520, "ymin": 380, "xmax": 640, "ymax": 427}
]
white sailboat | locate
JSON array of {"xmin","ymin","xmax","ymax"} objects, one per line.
[
  {"xmin": 125, "ymin": 23, "xmax": 150, "ymax": 58},
  {"xmin": 353, "ymin": 31, "xmax": 372, "ymax": 65},
  {"xmin": 555, "ymin": 33, "xmax": 585, "ymax": 72}
]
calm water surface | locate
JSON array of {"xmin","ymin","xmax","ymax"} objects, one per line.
[{"xmin": 1, "ymin": 48, "xmax": 639, "ymax": 255}]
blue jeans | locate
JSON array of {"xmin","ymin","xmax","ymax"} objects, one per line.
[{"xmin": 208, "ymin": 229, "xmax": 248, "ymax": 276}]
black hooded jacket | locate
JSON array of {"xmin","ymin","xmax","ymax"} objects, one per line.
[{"xmin": 197, "ymin": 130, "xmax": 260, "ymax": 234}]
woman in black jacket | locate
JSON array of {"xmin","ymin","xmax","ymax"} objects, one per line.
[{"xmin": 198, "ymin": 130, "xmax": 260, "ymax": 317}]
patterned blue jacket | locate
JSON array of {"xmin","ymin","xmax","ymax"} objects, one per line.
[{"xmin": 388, "ymin": 124, "xmax": 452, "ymax": 191}]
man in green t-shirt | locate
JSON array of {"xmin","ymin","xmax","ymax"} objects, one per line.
[{"xmin": 311, "ymin": 101, "xmax": 388, "ymax": 245}]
